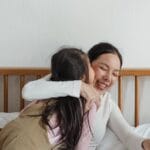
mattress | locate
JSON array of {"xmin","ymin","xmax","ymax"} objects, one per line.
[{"xmin": 0, "ymin": 112, "xmax": 19, "ymax": 128}]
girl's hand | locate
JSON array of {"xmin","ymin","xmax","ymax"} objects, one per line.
[{"xmin": 80, "ymin": 82, "xmax": 101, "ymax": 111}]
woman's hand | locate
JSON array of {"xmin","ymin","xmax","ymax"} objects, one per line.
[
  {"xmin": 80, "ymin": 81, "xmax": 101, "ymax": 111},
  {"xmin": 142, "ymin": 139, "xmax": 150, "ymax": 150}
]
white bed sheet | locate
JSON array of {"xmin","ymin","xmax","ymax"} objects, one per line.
[
  {"xmin": 0, "ymin": 112, "xmax": 19, "ymax": 128},
  {"xmin": 0, "ymin": 112, "xmax": 150, "ymax": 150},
  {"xmin": 98, "ymin": 124, "xmax": 150, "ymax": 150}
]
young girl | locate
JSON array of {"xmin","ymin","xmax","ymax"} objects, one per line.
[
  {"xmin": 0, "ymin": 48, "xmax": 96, "ymax": 150},
  {"xmin": 22, "ymin": 42, "xmax": 150, "ymax": 150}
]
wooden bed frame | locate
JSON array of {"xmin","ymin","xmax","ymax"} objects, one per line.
[
  {"xmin": 0, "ymin": 67, "xmax": 150, "ymax": 127},
  {"xmin": 0, "ymin": 67, "xmax": 49, "ymax": 112},
  {"xmin": 119, "ymin": 69, "xmax": 150, "ymax": 126}
]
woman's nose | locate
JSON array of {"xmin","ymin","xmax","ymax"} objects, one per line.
[{"xmin": 104, "ymin": 72, "xmax": 111, "ymax": 82}]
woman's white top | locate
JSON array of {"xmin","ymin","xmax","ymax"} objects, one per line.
[{"xmin": 22, "ymin": 74, "xmax": 144, "ymax": 150}]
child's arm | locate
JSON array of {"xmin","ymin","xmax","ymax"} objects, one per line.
[{"xmin": 22, "ymin": 74, "xmax": 81, "ymax": 101}]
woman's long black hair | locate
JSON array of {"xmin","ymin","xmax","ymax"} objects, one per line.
[
  {"xmin": 88, "ymin": 42, "xmax": 123, "ymax": 67},
  {"xmin": 41, "ymin": 48, "xmax": 89, "ymax": 150}
]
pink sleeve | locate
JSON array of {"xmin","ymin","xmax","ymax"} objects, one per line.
[{"xmin": 75, "ymin": 103, "xmax": 96, "ymax": 150}]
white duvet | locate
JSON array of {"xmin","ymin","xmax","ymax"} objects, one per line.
[
  {"xmin": 0, "ymin": 113, "xmax": 150, "ymax": 150},
  {"xmin": 0, "ymin": 112, "xmax": 19, "ymax": 128},
  {"xmin": 98, "ymin": 124, "xmax": 150, "ymax": 150}
]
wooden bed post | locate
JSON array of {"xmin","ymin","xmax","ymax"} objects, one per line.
[
  {"xmin": 118, "ymin": 76, "xmax": 123, "ymax": 112},
  {"xmin": 4, "ymin": 75, "xmax": 8, "ymax": 112},
  {"xmin": 20, "ymin": 75, "xmax": 25, "ymax": 111},
  {"xmin": 135, "ymin": 76, "xmax": 139, "ymax": 126}
]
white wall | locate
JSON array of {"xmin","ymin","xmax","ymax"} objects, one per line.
[{"xmin": 1, "ymin": 0, "xmax": 150, "ymax": 67}]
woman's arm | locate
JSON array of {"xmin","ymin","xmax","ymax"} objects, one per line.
[{"xmin": 108, "ymin": 98, "xmax": 144, "ymax": 150}]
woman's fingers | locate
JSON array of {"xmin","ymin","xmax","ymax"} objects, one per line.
[{"xmin": 142, "ymin": 139, "xmax": 150, "ymax": 150}]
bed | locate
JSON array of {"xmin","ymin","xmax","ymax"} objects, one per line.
[{"xmin": 0, "ymin": 67, "xmax": 150, "ymax": 131}]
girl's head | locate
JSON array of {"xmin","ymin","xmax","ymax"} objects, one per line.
[
  {"xmin": 51, "ymin": 47, "xmax": 94, "ymax": 84},
  {"xmin": 88, "ymin": 42, "xmax": 122, "ymax": 93},
  {"xmin": 42, "ymin": 48, "xmax": 94, "ymax": 149}
]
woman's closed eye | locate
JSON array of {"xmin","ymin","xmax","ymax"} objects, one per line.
[
  {"xmin": 112, "ymin": 71, "xmax": 119, "ymax": 77},
  {"xmin": 99, "ymin": 65, "xmax": 108, "ymax": 71}
]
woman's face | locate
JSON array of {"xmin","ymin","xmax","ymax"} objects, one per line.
[{"xmin": 91, "ymin": 53, "xmax": 121, "ymax": 93}]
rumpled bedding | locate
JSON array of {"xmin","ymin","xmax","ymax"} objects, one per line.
[
  {"xmin": 0, "ymin": 112, "xmax": 19, "ymax": 128},
  {"xmin": 98, "ymin": 124, "xmax": 150, "ymax": 150},
  {"xmin": 0, "ymin": 113, "xmax": 150, "ymax": 150}
]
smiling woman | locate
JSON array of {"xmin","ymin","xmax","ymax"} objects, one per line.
[
  {"xmin": 88, "ymin": 43, "xmax": 122, "ymax": 94},
  {"xmin": 90, "ymin": 53, "xmax": 121, "ymax": 92}
]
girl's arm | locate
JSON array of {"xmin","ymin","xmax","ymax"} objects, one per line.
[
  {"xmin": 22, "ymin": 74, "xmax": 81, "ymax": 101},
  {"xmin": 22, "ymin": 74, "xmax": 100, "ymax": 109}
]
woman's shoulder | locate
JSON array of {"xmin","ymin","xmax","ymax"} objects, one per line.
[
  {"xmin": 0, "ymin": 119, "xmax": 51, "ymax": 150},
  {"xmin": 20, "ymin": 100, "xmax": 47, "ymax": 117}
]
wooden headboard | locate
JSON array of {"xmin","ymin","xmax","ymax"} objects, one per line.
[
  {"xmin": 0, "ymin": 67, "xmax": 50, "ymax": 112},
  {"xmin": 119, "ymin": 69, "xmax": 150, "ymax": 126},
  {"xmin": 0, "ymin": 67, "xmax": 150, "ymax": 126}
]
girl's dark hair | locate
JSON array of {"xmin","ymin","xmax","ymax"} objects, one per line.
[
  {"xmin": 88, "ymin": 42, "xmax": 123, "ymax": 67},
  {"xmin": 42, "ymin": 48, "xmax": 89, "ymax": 150}
]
